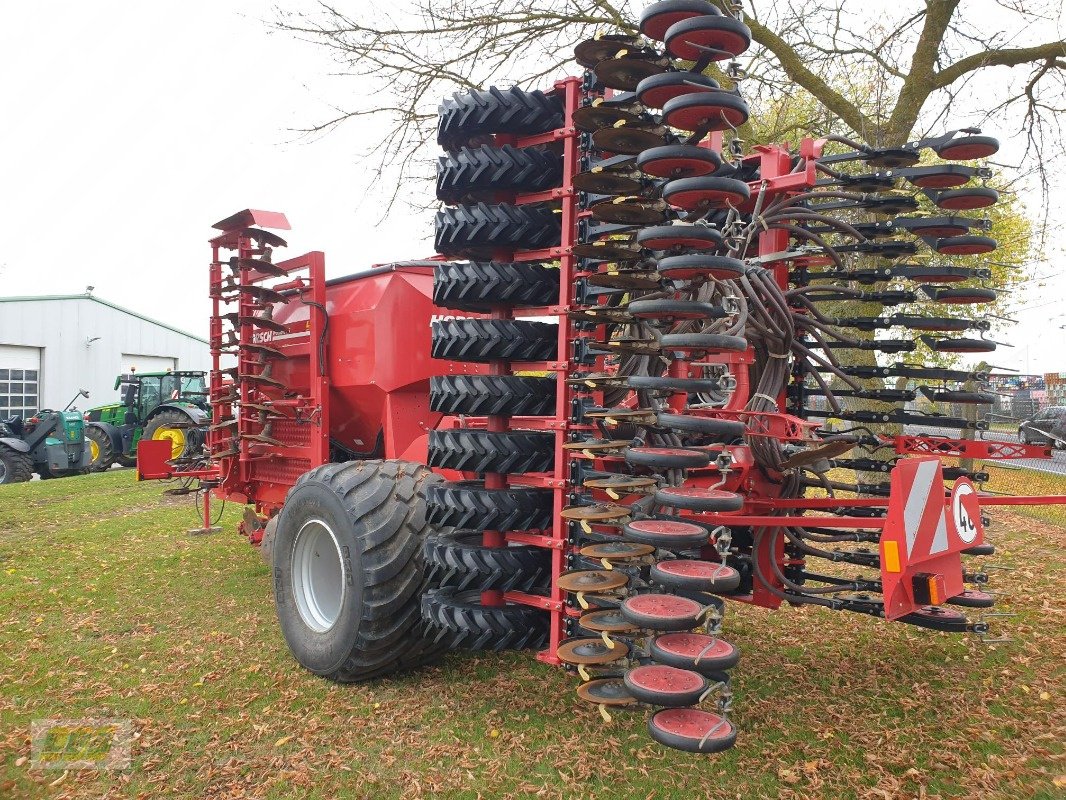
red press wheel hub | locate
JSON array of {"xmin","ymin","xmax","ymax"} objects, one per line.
[
  {"xmin": 648, "ymin": 708, "xmax": 737, "ymax": 753},
  {"xmin": 624, "ymin": 664, "xmax": 708, "ymax": 707},
  {"xmin": 623, "ymin": 519, "xmax": 710, "ymax": 549},
  {"xmin": 621, "ymin": 593, "xmax": 704, "ymax": 631}
]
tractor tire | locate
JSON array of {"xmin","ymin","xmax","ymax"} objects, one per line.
[
  {"xmin": 421, "ymin": 587, "xmax": 550, "ymax": 651},
  {"xmin": 0, "ymin": 443, "xmax": 33, "ymax": 485},
  {"xmin": 272, "ymin": 459, "xmax": 448, "ymax": 682},
  {"xmin": 117, "ymin": 455, "xmax": 137, "ymax": 468},
  {"xmin": 427, "ymin": 480, "xmax": 553, "ymax": 532},
  {"xmin": 431, "ymin": 319, "xmax": 557, "ymax": 363},
  {"xmin": 434, "ymin": 203, "xmax": 561, "ymax": 257},
  {"xmin": 433, "ymin": 261, "xmax": 559, "ymax": 312},
  {"xmin": 428, "ymin": 429, "xmax": 554, "ymax": 474},
  {"xmin": 85, "ymin": 425, "xmax": 116, "ymax": 472},
  {"xmin": 437, "ymin": 87, "xmax": 563, "ymax": 152},
  {"xmin": 436, "ymin": 145, "xmax": 563, "ymax": 203},
  {"xmin": 424, "ymin": 531, "xmax": 551, "ymax": 592},
  {"xmin": 143, "ymin": 410, "xmax": 198, "ymax": 460},
  {"xmin": 430, "ymin": 375, "xmax": 556, "ymax": 417}
]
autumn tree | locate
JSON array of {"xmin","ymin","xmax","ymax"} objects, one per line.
[{"xmin": 274, "ymin": 1, "xmax": 1066, "ymax": 192}]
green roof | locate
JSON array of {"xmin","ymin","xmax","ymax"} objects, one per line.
[{"xmin": 0, "ymin": 294, "xmax": 208, "ymax": 344}]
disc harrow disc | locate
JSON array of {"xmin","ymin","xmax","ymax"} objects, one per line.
[
  {"xmin": 557, "ymin": 569, "xmax": 630, "ymax": 593},
  {"xmin": 573, "ymin": 169, "xmax": 644, "ymax": 195},
  {"xmin": 586, "ymin": 269, "xmax": 663, "ymax": 290},
  {"xmin": 579, "ymin": 540, "xmax": 657, "ymax": 561},
  {"xmin": 572, "ymin": 240, "xmax": 644, "ymax": 261},
  {"xmin": 560, "ymin": 504, "xmax": 633, "ymax": 523},
  {"xmin": 584, "ymin": 475, "xmax": 658, "ymax": 494},
  {"xmin": 579, "ymin": 608, "xmax": 641, "ymax": 634},
  {"xmin": 590, "ymin": 197, "xmax": 669, "ymax": 225},
  {"xmin": 573, "ymin": 104, "xmax": 648, "ymax": 133},
  {"xmin": 577, "ymin": 678, "xmax": 638, "ymax": 706},
  {"xmin": 558, "ymin": 637, "xmax": 631, "ymax": 665},
  {"xmin": 593, "ymin": 126, "xmax": 671, "ymax": 155},
  {"xmin": 574, "ymin": 34, "xmax": 636, "ymax": 68},
  {"xmin": 595, "ymin": 55, "xmax": 670, "ymax": 91},
  {"xmin": 623, "ymin": 519, "xmax": 710, "ymax": 549}
]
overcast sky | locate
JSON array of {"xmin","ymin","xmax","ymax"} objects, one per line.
[{"xmin": 0, "ymin": 1, "xmax": 1062, "ymax": 375}]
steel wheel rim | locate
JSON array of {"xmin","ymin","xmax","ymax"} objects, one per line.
[
  {"xmin": 88, "ymin": 438, "xmax": 100, "ymax": 463},
  {"xmin": 153, "ymin": 426, "xmax": 186, "ymax": 459},
  {"xmin": 291, "ymin": 518, "xmax": 345, "ymax": 633}
]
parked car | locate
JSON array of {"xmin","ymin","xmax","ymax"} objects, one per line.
[{"xmin": 1019, "ymin": 406, "xmax": 1066, "ymax": 448}]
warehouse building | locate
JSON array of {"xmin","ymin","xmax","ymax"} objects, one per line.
[{"xmin": 0, "ymin": 293, "xmax": 210, "ymax": 418}]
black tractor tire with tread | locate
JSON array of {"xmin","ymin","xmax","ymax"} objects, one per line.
[
  {"xmin": 85, "ymin": 424, "xmax": 116, "ymax": 472},
  {"xmin": 427, "ymin": 480, "xmax": 554, "ymax": 532},
  {"xmin": 431, "ymin": 319, "xmax": 558, "ymax": 363},
  {"xmin": 437, "ymin": 87, "xmax": 563, "ymax": 152},
  {"xmin": 436, "ymin": 145, "xmax": 563, "ymax": 203},
  {"xmin": 434, "ymin": 203, "xmax": 561, "ymax": 257},
  {"xmin": 272, "ymin": 460, "xmax": 448, "ymax": 682},
  {"xmin": 421, "ymin": 587, "xmax": 550, "ymax": 651},
  {"xmin": 0, "ymin": 443, "xmax": 33, "ymax": 485},
  {"xmin": 424, "ymin": 531, "xmax": 552, "ymax": 593},
  {"xmin": 430, "ymin": 374, "xmax": 556, "ymax": 417},
  {"xmin": 428, "ymin": 429, "xmax": 555, "ymax": 474},
  {"xmin": 143, "ymin": 410, "xmax": 199, "ymax": 459},
  {"xmin": 433, "ymin": 261, "xmax": 559, "ymax": 312}
]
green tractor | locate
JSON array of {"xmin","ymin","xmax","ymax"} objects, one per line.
[
  {"xmin": 84, "ymin": 371, "xmax": 210, "ymax": 471},
  {"xmin": 0, "ymin": 391, "xmax": 93, "ymax": 484}
]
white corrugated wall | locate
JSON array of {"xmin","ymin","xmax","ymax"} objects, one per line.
[{"xmin": 0, "ymin": 297, "xmax": 210, "ymax": 413}]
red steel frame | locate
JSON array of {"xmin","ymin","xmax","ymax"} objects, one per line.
[{"xmin": 137, "ymin": 77, "xmax": 1066, "ymax": 644}]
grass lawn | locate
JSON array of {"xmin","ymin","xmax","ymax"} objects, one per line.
[{"xmin": 1, "ymin": 469, "xmax": 1064, "ymax": 799}]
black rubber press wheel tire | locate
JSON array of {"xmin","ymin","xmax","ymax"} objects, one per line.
[
  {"xmin": 430, "ymin": 375, "xmax": 556, "ymax": 417},
  {"xmin": 648, "ymin": 708, "xmax": 737, "ymax": 754},
  {"xmin": 656, "ymin": 413, "xmax": 745, "ymax": 440},
  {"xmin": 639, "ymin": 0, "xmax": 721, "ymax": 41},
  {"xmin": 427, "ymin": 480, "xmax": 554, "ymax": 532},
  {"xmin": 428, "ymin": 429, "xmax": 554, "ymax": 474},
  {"xmin": 424, "ymin": 532, "xmax": 551, "ymax": 593},
  {"xmin": 434, "ymin": 203, "xmax": 561, "ymax": 257},
  {"xmin": 433, "ymin": 260, "xmax": 559, "ymax": 312},
  {"xmin": 431, "ymin": 319, "xmax": 557, "ymax": 362},
  {"xmin": 624, "ymin": 664, "xmax": 708, "ymax": 707},
  {"xmin": 437, "ymin": 87, "xmax": 563, "ymax": 152},
  {"xmin": 421, "ymin": 587, "xmax": 549, "ymax": 651},
  {"xmin": 271, "ymin": 460, "xmax": 446, "ymax": 682},
  {"xmin": 436, "ymin": 145, "xmax": 562, "ymax": 203}
]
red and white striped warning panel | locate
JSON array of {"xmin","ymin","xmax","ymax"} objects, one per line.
[{"xmin": 880, "ymin": 458, "xmax": 982, "ymax": 619}]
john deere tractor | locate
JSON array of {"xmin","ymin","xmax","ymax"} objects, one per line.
[
  {"xmin": 0, "ymin": 391, "xmax": 93, "ymax": 484},
  {"xmin": 84, "ymin": 371, "xmax": 209, "ymax": 471}
]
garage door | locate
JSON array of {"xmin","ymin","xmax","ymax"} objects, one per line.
[
  {"xmin": 120, "ymin": 354, "xmax": 177, "ymax": 374},
  {"xmin": 0, "ymin": 344, "xmax": 42, "ymax": 419}
]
